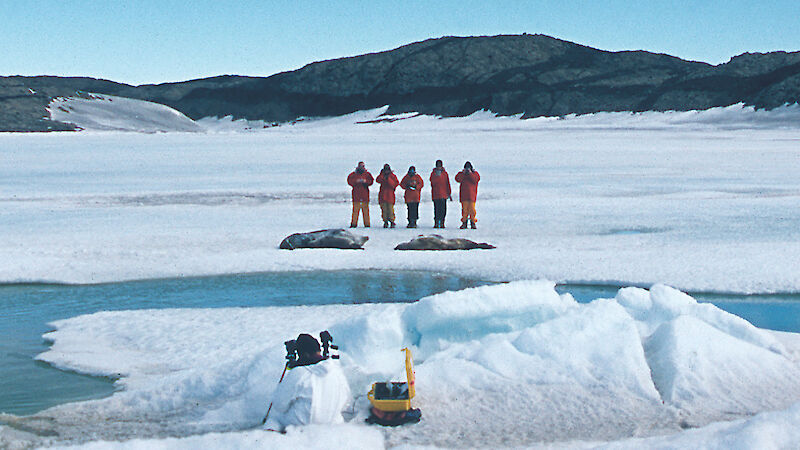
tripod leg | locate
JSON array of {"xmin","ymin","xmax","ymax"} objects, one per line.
[{"xmin": 262, "ymin": 363, "xmax": 289, "ymax": 425}]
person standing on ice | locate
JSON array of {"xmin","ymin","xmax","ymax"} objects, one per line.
[
  {"xmin": 400, "ymin": 166, "xmax": 424, "ymax": 228},
  {"xmin": 455, "ymin": 161, "xmax": 480, "ymax": 229},
  {"xmin": 376, "ymin": 164, "xmax": 400, "ymax": 228},
  {"xmin": 429, "ymin": 160, "xmax": 452, "ymax": 228},
  {"xmin": 264, "ymin": 334, "xmax": 351, "ymax": 432},
  {"xmin": 347, "ymin": 161, "xmax": 373, "ymax": 227}
]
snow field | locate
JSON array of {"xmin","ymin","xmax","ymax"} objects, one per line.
[
  {"xmin": 14, "ymin": 281, "xmax": 800, "ymax": 448},
  {"xmin": 2, "ymin": 100, "xmax": 799, "ymax": 448},
  {"xmin": 2, "ymin": 113, "xmax": 800, "ymax": 292},
  {"xmin": 48, "ymin": 95, "xmax": 204, "ymax": 133}
]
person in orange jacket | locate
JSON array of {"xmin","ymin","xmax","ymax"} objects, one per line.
[
  {"xmin": 347, "ymin": 161, "xmax": 373, "ymax": 227},
  {"xmin": 400, "ymin": 166, "xmax": 424, "ymax": 228},
  {"xmin": 376, "ymin": 164, "xmax": 400, "ymax": 228},
  {"xmin": 429, "ymin": 160, "xmax": 452, "ymax": 228},
  {"xmin": 455, "ymin": 161, "xmax": 480, "ymax": 229}
]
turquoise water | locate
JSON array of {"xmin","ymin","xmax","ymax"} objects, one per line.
[{"xmin": 2, "ymin": 272, "xmax": 799, "ymax": 416}]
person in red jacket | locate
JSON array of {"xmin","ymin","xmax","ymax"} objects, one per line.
[
  {"xmin": 347, "ymin": 161, "xmax": 373, "ymax": 227},
  {"xmin": 400, "ymin": 166, "xmax": 424, "ymax": 228},
  {"xmin": 455, "ymin": 161, "xmax": 480, "ymax": 229},
  {"xmin": 376, "ymin": 164, "xmax": 400, "ymax": 228},
  {"xmin": 429, "ymin": 160, "xmax": 452, "ymax": 228}
]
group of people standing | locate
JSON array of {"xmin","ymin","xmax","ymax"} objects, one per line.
[{"xmin": 347, "ymin": 160, "xmax": 480, "ymax": 229}]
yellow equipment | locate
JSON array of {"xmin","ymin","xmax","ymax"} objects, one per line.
[{"xmin": 367, "ymin": 348, "xmax": 416, "ymax": 412}]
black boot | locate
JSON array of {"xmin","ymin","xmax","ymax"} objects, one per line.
[
  {"xmin": 390, "ymin": 222, "xmax": 396, "ymax": 228},
  {"xmin": 350, "ymin": 223, "xmax": 357, "ymax": 228},
  {"xmin": 470, "ymin": 220, "xmax": 476, "ymax": 229},
  {"xmin": 383, "ymin": 221, "xmax": 388, "ymax": 228},
  {"xmin": 460, "ymin": 221, "xmax": 468, "ymax": 229}
]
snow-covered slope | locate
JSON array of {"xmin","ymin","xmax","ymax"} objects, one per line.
[
  {"xmin": 47, "ymin": 92, "xmax": 800, "ymax": 133},
  {"xmin": 5, "ymin": 282, "xmax": 799, "ymax": 448},
  {"xmin": 48, "ymin": 94, "xmax": 204, "ymax": 133}
]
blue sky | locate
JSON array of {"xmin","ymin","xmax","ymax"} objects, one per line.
[{"xmin": 2, "ymin": 1, "xmax": 798, "ymax": 86}]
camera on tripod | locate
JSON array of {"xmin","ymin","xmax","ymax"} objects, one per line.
[
  {"xmin": 283, "ymin": 330, "xmax": 339, "ymax": 368},
  {"xmin": 284, "ymin": 339, "xmax": 299, "ymax": 366},
  {"xmin": 320, "ymin": 330, "xmax": 339, "ymax": 360}
]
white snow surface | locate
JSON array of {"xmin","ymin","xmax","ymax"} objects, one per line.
[
  {"xmin": 47, "ymin": 94, "xmax": 800, "ymax": 133},
  {"xmin": 3, "ymin": 103, "xmax": 800, "ymax": 448},
  {"xmin": 48, "ymin": 94, "xmax": 204, "ymax": 133},
  {"xmin": 4, "ymin": 104, "xmax": 800, "ymax": 291},
  {"xmin": 3, "ymin": 281, "xmax": 800, "ymax": 448}
]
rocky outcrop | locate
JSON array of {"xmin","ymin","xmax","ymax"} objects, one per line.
[
  {"xmin": 394, "ymin": 235, "xmax": 495, "ymax": 250},
  {"xmin": 3, "ymin": 34, "xmax": 799, "ymax": 131},
  {"xmin": 279, "ymin": 229, "xmax": 368, "ymax": 250},
  {"xmin": 0, "ymin": 77, "xmax": 132, "ymax": 132}
]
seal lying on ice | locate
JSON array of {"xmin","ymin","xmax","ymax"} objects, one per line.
[
  {"xmin": 280, "ymin": 229, "xmax": 369, "ymax": 250},
  {"xmin": 394, "ymin": 234, "xmax": 495, "ymax": 250}
]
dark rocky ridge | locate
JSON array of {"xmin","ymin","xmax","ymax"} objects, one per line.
[{"xmin": 2, "ymin": 34, "xmax": 799, "ymax": 132}]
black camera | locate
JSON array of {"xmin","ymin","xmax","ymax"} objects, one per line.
[
  {"xmin": 284, "ymin": 339, "xmax": 299, "ymax": 365},
  {"xmin": 320, "ymin": 330, "xmax": 339, "ymax": 360},
  {"xmin": 283, "ymin": 331, "xmax": 339, "ymax": 368}
]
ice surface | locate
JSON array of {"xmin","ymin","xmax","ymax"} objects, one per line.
[
  {"xmin": 3, "ymin": 282, "xmax": 796, "ymax": 448},
  {"xmin": 4, "ymin": 105, "xmax": 800, "ymax": 292},
  {"xmin": 3, "ymin": 102, "xmax": 800, "ymax": 447},
  {"xmin": 44, "ymin": 424, "xmax": 385, "ymax": 450},
  {"xmin": 592, "ymin": 402, "xmax": 800, "ymax": 449}
]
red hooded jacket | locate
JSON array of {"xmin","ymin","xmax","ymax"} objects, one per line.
[
  {"xmin": 347, "ymin": 170, "xmax": 374, "ymax": 202},
  {"xmin": 400, "ymin": 173, "xmax": 424, "ymax": 203},
  {"xmin": 455, "ymin": 169, "xmax": 480, "ymax": 202},
  {"xmin": 429, "ymin": 169, "xmax": 451, "ymax": 200},
  {"xmin": 376, "ymin": 171, "xmax": 400, "ymax": 204}
]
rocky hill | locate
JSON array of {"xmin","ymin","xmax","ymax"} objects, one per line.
[{"xmin": 2, "ymin": 34, "xmax": 799, "ymax": 131}]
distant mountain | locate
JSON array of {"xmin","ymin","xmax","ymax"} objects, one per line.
[{"xmin": 2, "ymin": 34, "xmax": 799, "ymax": 132}]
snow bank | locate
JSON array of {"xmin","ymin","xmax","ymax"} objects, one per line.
[
  {"xmin": 227, "ymin": 102, "xmax": 800, "ymax": 132},
  {"xmin": 516, "ymin": 103, "xmax": 800, "ymax": 131},
  {"xmin": 403, "ymin": 280, "xmax": 577, "ymax": 354},
  {"xmin": 617, "ymin": 285, "xmax": 786, "ymax": 354},
  {"xmin": 48, "ymin": 94, "xmax": 203, "ymax": 133},
  {"xmin": 48, "ymin": 95, "xmax": 800, "ymax": 133},
  {"xmin": 646, "ymin": 315, "xmax": 800, "ymax": 419},
  {"xmin": 195, "ymin": 115, "xmax": 274, "ymax": 132},
  {"xmin": 46, "ymin": 95, "xmax": 396, "ymax": 133},
  {"xmin": 615, "ymin": 285, "xmax": 799, "ymax": 421},
  {"xmin": 10, "ymin": 282, "xmax": 799, "ymax": 448}
]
